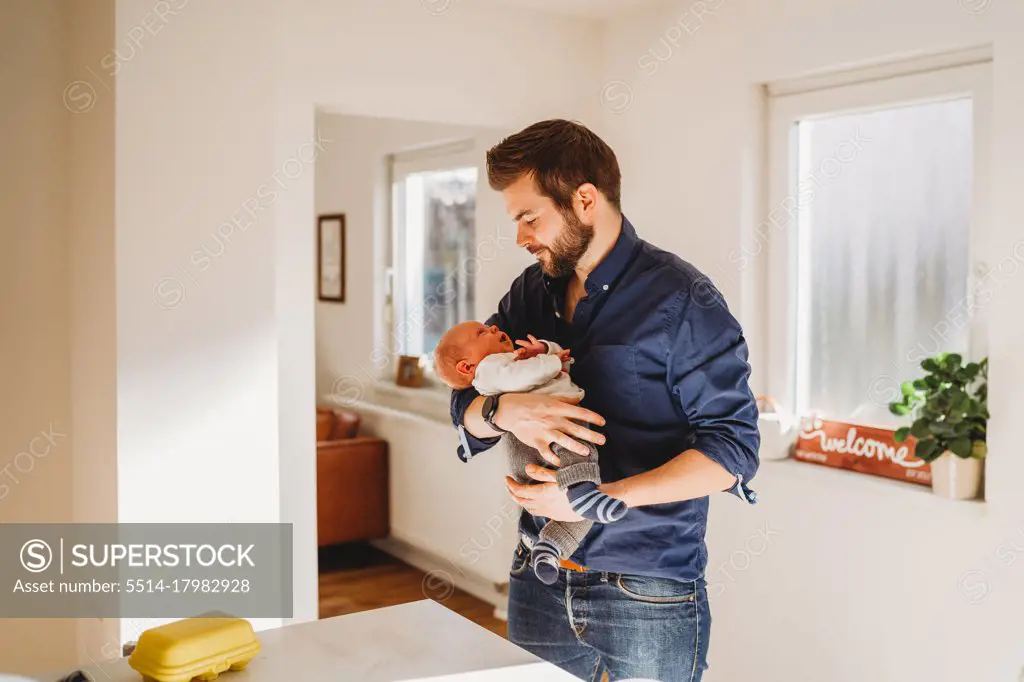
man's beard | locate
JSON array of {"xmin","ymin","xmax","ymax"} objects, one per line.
[{"xmin": 539, "ymin": 209, "xmax": 594, "ymax": 278}]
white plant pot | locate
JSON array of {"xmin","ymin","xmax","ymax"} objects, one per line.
[
  {"xmin": 758, "ymin": 413, "xmax": 793, "ymax": 461},
  {"xmin": 930, "ymin": 451, "xmax": 984, "ymax": 500}
]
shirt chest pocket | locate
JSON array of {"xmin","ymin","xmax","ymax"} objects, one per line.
[{"xmin": 574, "ymin": 344, "xmax": 643, "ymax": 420}]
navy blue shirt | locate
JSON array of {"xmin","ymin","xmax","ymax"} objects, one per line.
[{"xmin": 449, "ymin": 215, "xmax": 760, "ymax": 581}]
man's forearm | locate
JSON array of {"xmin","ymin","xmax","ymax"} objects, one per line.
[
  {"xmin": 461, "ymin": 395, "xmax": 504, "ymax": 440},
  {"xmin": 600, "ymin": 449, "xmax": 736, "ymax": 507}
]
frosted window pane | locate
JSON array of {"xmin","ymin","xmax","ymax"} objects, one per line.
[
  {"xmin": 395, "ymin": 166, "xmax": 477, "ymax": 357},
  {"xmin": 795, "ymin": 98, "xmax": 972, "ymax": 427}
]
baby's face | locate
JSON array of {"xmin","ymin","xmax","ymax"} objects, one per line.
[{"xmin": 453, "ymin": 321, "xmax": 515, "ymax": 365}]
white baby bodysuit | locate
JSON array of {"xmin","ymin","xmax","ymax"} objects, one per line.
[{"xmin": 472, "ymin": 340, "xmax": 585, "ymax": 402}]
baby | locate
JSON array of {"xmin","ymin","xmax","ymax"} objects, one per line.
[{"xmin": 435, "ymin": 321, "xmax": 627, "ymax": 584}]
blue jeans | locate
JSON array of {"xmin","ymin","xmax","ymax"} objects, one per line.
[{"xmin": 507, "ymin": 540, "xmax": 711, "ymax": 682}]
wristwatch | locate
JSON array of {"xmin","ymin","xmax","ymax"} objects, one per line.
[{"xmin": 482, "ymin": 394, "xmax": 507, "ymax": 433}]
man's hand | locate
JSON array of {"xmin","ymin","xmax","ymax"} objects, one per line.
[
  {"xmin": 506, "ymin": 467, "xmax": 583, "ymax": 522},
  {"xmin": 494, "ymin": 393, "xmax": 605, "ymax": 466},
  {"xmin": 513, "ymin": 334, "xmax": 548, "ymax": 360}
]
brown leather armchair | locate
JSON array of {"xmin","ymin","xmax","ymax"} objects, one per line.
[{"xmin": 316, "ymin": 406, "xmax": 389, "ymax": 547}]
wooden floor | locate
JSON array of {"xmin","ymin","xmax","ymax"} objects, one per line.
[{"xmin": 318, "ymin": 542, "xmax": 508, "ymax": 639}]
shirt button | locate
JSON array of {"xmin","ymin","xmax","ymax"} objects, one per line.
[{"xmin": 602, "ymin": 284, "xmax": 609, "ymax": 291}]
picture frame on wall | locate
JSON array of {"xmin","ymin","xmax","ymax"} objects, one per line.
[{"xmin": 318, "ymin": 213, "xmax": 346, "ymax": 303}]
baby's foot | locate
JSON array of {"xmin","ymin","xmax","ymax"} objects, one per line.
[
  {"xmin": 531, "ymin": 541, "xmax": 561, "ymax": 585},
  {"xmin": 567, "ymin": 482, "xmax": 627, "ymax": 523}
]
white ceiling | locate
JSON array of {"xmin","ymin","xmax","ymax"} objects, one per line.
[{"xmin": 476, "ymin": 0, "xmax": 673, "ymax": 20}]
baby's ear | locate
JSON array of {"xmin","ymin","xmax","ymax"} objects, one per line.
[{"xmin": 456, "ymin": 360, "xmax": 474, "ymax": 376}]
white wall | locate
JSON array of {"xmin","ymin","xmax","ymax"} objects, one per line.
[
  {"xmin": 269, "ymin": 0, "xmax": 602, "ymax": 629},
  {"xmin": 359, "ymin": 405, "xmax": 520, "ymax": 603},
  {"xmin": 313, "ymin": 113, "xmax": 516, "ymax": 397},
  {"xmin": 0, "ymin": 0, "xmax": 117, "ymax": 673},
  {"xmin": 313, "ymin": 113, "xmax": 531, "ymax": 594},
  {"xmin": 114, "ymin": 0, "xmax": 601, "ymax": 646},
  {"xmin": 115, "ymin": 0, "xmax": 282, "ymax": 644},
  {"xmin": 599, "ymin": 1, "xmax": 1024, "ymax": 680},
  {"xmin": 0, "ymin": 0, "xmax": 71, "ymax": 528},
  {"xmin": 0, "ymin": 1, "xmax": 76, "ymax": 671},
  {"xmin": 67, "ymin": 0, "xmax": 121, "ymax": 666}
]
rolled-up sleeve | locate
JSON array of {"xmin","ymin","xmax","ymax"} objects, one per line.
[
  {"xmin": 450, "ymin": 384, "xmax": 498, "ymax": 463},
  {"xmin": 666, "ymin": 288, "xmax": 761, "ymax": 503}
]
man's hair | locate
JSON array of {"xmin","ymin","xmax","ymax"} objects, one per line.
[
  {"xmin": 486, "ymin": 119, "xmax": 621, "ymax": 212},
  {"xmin": 433, "ymin": 329, "xmax": 472, "ymax": 390}
]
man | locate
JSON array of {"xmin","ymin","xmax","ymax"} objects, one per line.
[{"xmin": 448, "ymin": 119, "xmax": 760, "ymax": 682}]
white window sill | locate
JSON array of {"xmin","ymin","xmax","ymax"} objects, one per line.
[
  {"xmin": 759, "ymin": 457, "xmax": 988, "ymax": 516},
  {"xmin": 371, "ymin": 380, "xmax": 451, "ymax": 406},
  {"xmin": 319, "ymin": 379, "xmax": 454, "ymax": 428}
]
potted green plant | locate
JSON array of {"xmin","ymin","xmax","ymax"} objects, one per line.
[{"xmin": 889, "ymin": 353, "xmax": 987, "ymax": 500}]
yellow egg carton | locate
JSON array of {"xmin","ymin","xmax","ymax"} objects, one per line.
[{"xmin": 127, "ymin": 613, "xmax": 261, "ymax": 682}]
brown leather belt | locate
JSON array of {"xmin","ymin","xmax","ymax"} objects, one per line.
[
  {"xmin": 523, "ymin": 535, "xmax": 588, "ymax": 572},
  {"xmin": 558, "ymin": 557, "xmax": 588, "ymax": 572}
]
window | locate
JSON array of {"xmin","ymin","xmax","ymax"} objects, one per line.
[
  {"xmin": 387, "ymin": 142, "xmax": 479, "ymax": 366},
  {"xmin": 765, "ymin": 56, "xmax": 991, "ymax": 427}
]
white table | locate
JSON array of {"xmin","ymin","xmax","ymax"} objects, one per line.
[{"xmin": 44, "ymin": 600, "xmax": 580, "ymax": 681}]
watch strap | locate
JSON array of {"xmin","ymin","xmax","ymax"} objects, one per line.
[{"xmin": 482, "ymin": 394, "xmax": 506, "ymax": 433}]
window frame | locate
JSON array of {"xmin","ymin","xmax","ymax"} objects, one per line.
[
  {"xmin": 763, "ymin": 58, "xmax": 992, "ymax": 423},
  {"xmin": 384, "ymin": 140, "xmax": 480, "ymax": 382}
]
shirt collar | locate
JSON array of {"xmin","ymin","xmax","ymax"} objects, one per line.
[{"xmin": 542, "ymin": 214, "xmax": 639, "ymax": 296}]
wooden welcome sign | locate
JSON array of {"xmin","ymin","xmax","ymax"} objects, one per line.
[{"xmin": 793, "ymin": 416, "xmax": 932, "ymax": 486}]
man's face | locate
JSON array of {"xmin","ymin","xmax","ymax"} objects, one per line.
[{"xmin": 502, "ymin": 174, "xmax": 594, "ymax": 278}]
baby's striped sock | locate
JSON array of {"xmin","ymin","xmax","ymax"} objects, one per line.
[
  {"xmin": 531, "ymin": 541, "xmax": 561, "ymax": 584},
  {"xmin": 567, "ymin": 482, "xmax": 627, "ymax": 523}
]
